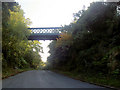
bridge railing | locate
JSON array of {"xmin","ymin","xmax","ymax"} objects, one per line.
[
  {"xmin": 28, "ymin": 27, "xmax": 67, "ymax": 40},
  {"xmin": 28, "ymin": 27, "xmax": 63, "ymax": 35}
]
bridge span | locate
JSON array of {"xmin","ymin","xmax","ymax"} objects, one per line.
[{"xmin": 28, "ymin": 27, "xmax": 63, "ymax": 40}]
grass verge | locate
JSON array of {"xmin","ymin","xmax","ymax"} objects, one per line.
[
  {"xmin": 2, "ymin": 68, "xmax": 34, "ymax": 79},
  {"xmin": 52, "ymin": 70, "xmax": 120, "ymax": 89}
]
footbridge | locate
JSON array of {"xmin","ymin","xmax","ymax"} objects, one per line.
[{"xmin": 28, "ymin": 27, "xmax": 63, "ymax": 40}]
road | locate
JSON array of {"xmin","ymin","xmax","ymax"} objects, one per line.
[{"xmin": 2, "ymin": 70, "xmax": 110, "ymax": 89}]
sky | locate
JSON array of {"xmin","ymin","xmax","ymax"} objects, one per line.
[
  {"xmin": 15, "ymin": 0, "xmax": 95, "ymax": 62},
  {"xmin": 15, "ymin": 0, "xmax": 95, "ymax": 27}
]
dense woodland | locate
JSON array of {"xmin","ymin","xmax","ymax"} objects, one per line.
[
  {"xmin": 47, "ymin": 2, "xmax": 120, "ymax": 81},
  {"xmin": 2, "ymin": 2, "xmax": 43, "ymax": 72},
  {"xmin": 2, "ymin": 1, "xmax": 120, "ymax": 88}
]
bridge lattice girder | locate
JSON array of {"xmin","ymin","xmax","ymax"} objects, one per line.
[{"xmin": 28, "ymin": 27, "xmax": 62, "ymax": 40}]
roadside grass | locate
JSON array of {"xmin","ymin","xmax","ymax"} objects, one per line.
[
  {"xmin": 52, "ymin": 70, "xmax": 120, "ymax": 89},
  {"xmin": 2, "ymin": 68, "xmax": 34, "ymax": 79}
]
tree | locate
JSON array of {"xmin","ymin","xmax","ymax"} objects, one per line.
[
  {"xmin": 47, "ymin": 2, "xmax": 120, "ymax": 76},
  {"xmin": 2, "ymin": 2, "xmax": 43, "ymax": 70}
]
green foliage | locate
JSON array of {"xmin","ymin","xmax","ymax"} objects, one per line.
[
  {"xmin": 47, "ymin": 2, "xmax": 120, "ymax": 81},
  {"xmin": 2, "ymin": 2, "xmax": 43, "ymax": 72}
]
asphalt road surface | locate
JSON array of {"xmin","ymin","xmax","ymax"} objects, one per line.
[{"xmin": 2, "ymin": 70, "xmax": 110, "ymax": 89}]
